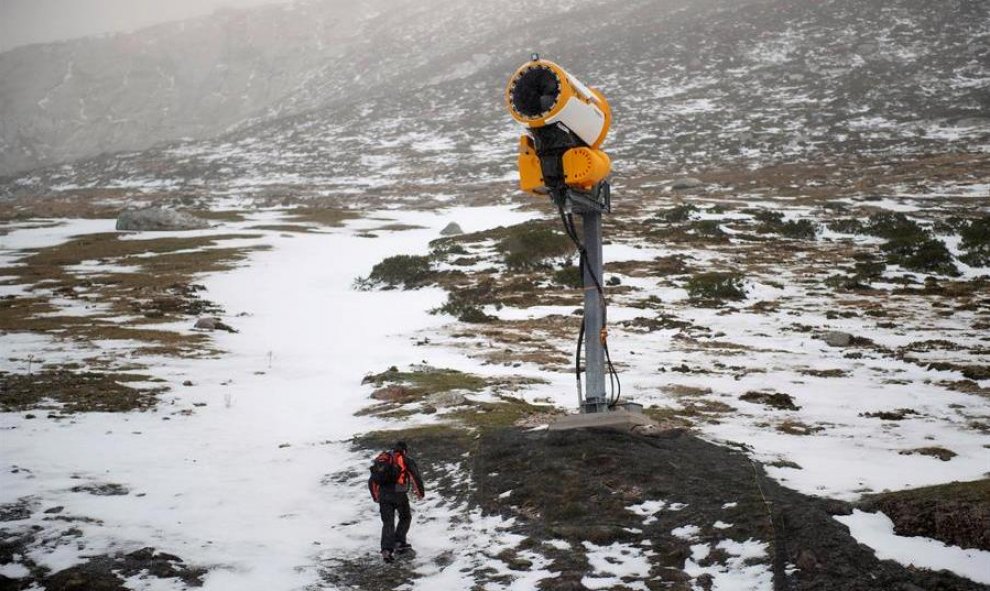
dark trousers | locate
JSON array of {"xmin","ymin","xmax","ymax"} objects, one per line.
[{"xmin": 379, "ymin": 490, "xmax": 411, "ymax": 551}]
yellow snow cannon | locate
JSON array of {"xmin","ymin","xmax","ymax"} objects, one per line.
[{"xmin": 506, "ymin": 57, "xmax": 611, "ymax": 196}]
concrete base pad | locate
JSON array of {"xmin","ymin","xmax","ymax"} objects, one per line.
[{"xmin": 549, "ymin": 407, "xmax": 657, "ymax": 432}]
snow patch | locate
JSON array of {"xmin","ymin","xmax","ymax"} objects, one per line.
[{"xmin": 836, "ymin": 510, "xmax": 990, "ymax": 585}]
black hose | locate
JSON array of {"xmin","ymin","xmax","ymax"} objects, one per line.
[{"xmin": 554, "ymin": 199, "xmax": 621, "ymax": 408}]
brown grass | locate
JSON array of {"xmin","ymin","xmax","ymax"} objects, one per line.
[
  {"xmin": 4, "ymin": 231, "xmax": 266, "ymax": 354},
  {"xmin": 285, "ymin": 207, "xmax": 360, "ymax": 227},
  {"xmin": 1, "ymin": 369, "xmax": 165, "ymax": 413}
]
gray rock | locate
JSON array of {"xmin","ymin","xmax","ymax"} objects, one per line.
[
  {"xmin": 194, "ymin": 317, "xmax": 218, "ymax": 330},
  {"xmin": 670, "ymin": 177, "xmax": 704, "ymax": 191},
  {"xmin": 424, "ymin": 391, "xmax": 468, "ymax": 407},
  {"xmin": 440, "ymin": 222, "xmax": 464, "ymax": 236},
  {"xmin": 825, "ymin": 331, "xmax": 853, "ymax": 347},
  {"xmin": 194, "ymin": 317, "xmax": 237, "ymax": 333},
  {"xmin": 116, "ymin": 208, "xmax": 210, "ymax": 232}
]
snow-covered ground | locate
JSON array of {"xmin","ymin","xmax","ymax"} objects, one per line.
[
  {"xmin": 1, "ymin": 206, "xmax": 544, "ymax": 589},
  {"xmin": 2, "ymin": 203, "xmax": 988, "ymax": 588}
]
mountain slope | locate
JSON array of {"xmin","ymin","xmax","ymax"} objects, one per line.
[
  {"xmin": 2, "ymin": 0, "xmax": 987, "ymax": 195},
  {"xmin": 0, "ymin": 0, "xmax": 620, "ymax": 176}
]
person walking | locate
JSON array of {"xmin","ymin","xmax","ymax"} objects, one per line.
[{"xmin": 368, "ymin": 440, "xmax": 425, "ymax": 562}]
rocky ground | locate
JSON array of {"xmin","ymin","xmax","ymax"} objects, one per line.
[
  {"xmin": 329, "ymin": 426, "xmax": 988, "ymax": 591},
  {"xmin": 1, "ymin": 150, "xmax": 988, "ymax": 589}
]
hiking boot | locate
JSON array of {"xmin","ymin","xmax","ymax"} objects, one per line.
[
  {"xmin": 381, "ymin": 549, "xmax": 395, "ymax": 563},
  {"xmin": 395, "ymin": 542, "xmax": 413, "ymax": 554}
]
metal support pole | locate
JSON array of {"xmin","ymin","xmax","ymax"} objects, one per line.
[{"xmin": 580, "ymin": 210, "xmax": 607, "ymax": 413}]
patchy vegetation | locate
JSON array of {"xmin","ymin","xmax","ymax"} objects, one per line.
[
  {"xmin": 959, "ymin": 215, "xmax": 990, "ymax": 266},
  {"xmin": 551, "ymin": 264, "xmax": 583, "ymax": 288},
  {"xmin": 496, "ymin": 223, "xmax": 573, "ymax": 270},
  {"xmin": 362, "ymin": 365, "xmax": 487, "ymax": 397},
  {"xmin": 653, "ymin": 203, "xmax": 699, "ymax": 223},
  {"xmin": 860, "ymin": 408, "xmax": 918, "ymax": 421},
  {"xmin": 0, "ymin": 521, "xmax": 207, "ymax": 591},
  {"xmin": 739, "ymin": 391, "xmax": 800, "ymax": 411},
  {"xmin": 686, "ymin": 272, "xmax": 747, "ymax": 304},
  {"xmin": 863, "ymin": 211, "xmax": 959, "ymax": 275},
  {"xmin": 448, "ymin": 396, "xmax": 560, "ymax": 431},
  {"xmin": 357, "ymin": 365, "xmax": 548, "ymax": 423},
  {"xmin": 827, "ymin": 218, "xmax": 864, "ymax": 235},
  {"xmin": 0, "ymin": 231, "xmax": 264, "ymax": 355},
  {"xmin": 753, "ymin": 209, "xmax": 818, "ymax": 239},
  {"xmin": 0, "ymin": 369, "xmax": 164, "ymax": 413},
  {"xmin": 881, "ymin": 234, "xmax": 958, "ymax": 276},
  {"xmin": 355, "ymin": 254, "xmax": 435, "ymax": 290},
  {"xmin": 431, "ymin": 279, "xmax": 499, "ymax": 323},
  {"xmin": 864, "ymin": 211, "xmax": 925, "ymax": 241},
  {"xmin": 898, "ymin": 446, "xmax": 958, "ymax": 462}
]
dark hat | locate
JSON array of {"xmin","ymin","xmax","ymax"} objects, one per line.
[{"xmin": 394, "ymin": 441, "xmax": 408, "ymax": 452}]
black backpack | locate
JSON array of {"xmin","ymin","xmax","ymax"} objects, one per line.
[{"xmin": 369, "ymin": 450, "xmax": 401, "ymax": 487}]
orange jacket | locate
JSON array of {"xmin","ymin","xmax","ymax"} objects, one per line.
[{"xmin": 368, "ymin": 450, "xmax": 425, "ymax": 502}]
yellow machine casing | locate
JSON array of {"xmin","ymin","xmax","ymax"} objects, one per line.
[
  {"xmin": 562, "ymin": 147, "xmax": 611, "ymax": 190},
  {"xmin": 517, "ymin": 136, "xmax": 611, "ymax": 195},
  {"xmin": 517, "ymin": 135, "xmax": 546, "ymax": 194},
  {"xmin": 506, "ymin": 59, "xmax": 611, "ymax": 149}
]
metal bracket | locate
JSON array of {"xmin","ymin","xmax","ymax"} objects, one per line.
[{"xmin": 564, "ymin": 181, "xmax": 611, "ymax": 215}]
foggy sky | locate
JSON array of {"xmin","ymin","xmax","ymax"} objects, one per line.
[{"xmin": 0, "ymin": 0, "xmax": 296, "ymax": 53}]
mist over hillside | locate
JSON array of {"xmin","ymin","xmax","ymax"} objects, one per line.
[
  {"xmin": 0, "ymin": 0, "xmax": 613, "ymax": 177},
  {"xmin": 2, "ymin": 2, "xmax": 990, "ymax": 589},
  {"xmin": 2, "ymin": 0, "xmax": 987, "ymax": 197}
]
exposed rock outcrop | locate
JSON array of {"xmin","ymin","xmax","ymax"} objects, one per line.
[{"xmin": 116, "ymin": 208, "xmax": 210, "ymax": 232}]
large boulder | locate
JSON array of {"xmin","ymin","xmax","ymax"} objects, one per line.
[
  {"xmin": 424, "ymin": 391, "xmax": 468, "ymax": 408},
  {"xmin": 824, "ymin": 331, "xmax": 853, "ymax": 347},
  {"xmin": 116, "ymin": 208, "xmax": 210, "ymax": 232},
  {"xmin": 440, "ymin": 222, "xmax": 464, "ymax": 236},
  {"xmin": 670, "ymin": 177, "xmax": 704, "ymax": 191},
  {"xmin": 193, "ymin": 317, "xmax": 237, "ymax": 333}
]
